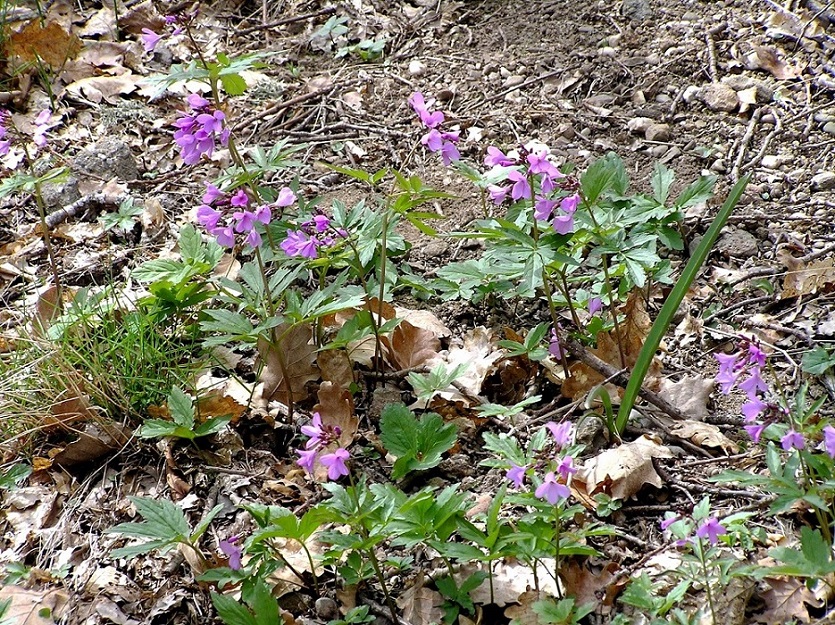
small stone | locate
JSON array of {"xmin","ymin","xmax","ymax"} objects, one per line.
[
  {"xmin": 682, "ymin": 10, "xmax": 699, "ymax": 20},
  {"xmin": 631, "ymin": 90, "xmax": 647, "ymax": 105},
  {"xmin": 710, "ymin": 159, "xmax": 727, "ymax": 173},
  {"xmin": 555, "ymin": 123, "xmax": 575, "ymax": 139},
  {"xmin": 682, "ymin": 85, "xmax": 700, "ymax": 103},
  {"xmin": 73, "ymin": 138, "xmax": 138, "ymax": 180},
  {"xmin": 627, "ymin": 117, "xmax": 654, "ymax": 134},
  {"xmin": 408, "ymin": 60, "xmax": 426, "ymax": 76},
  {"xmin": 716, "ymin": 229, "xmax": 759, "ymax": 258},
  {"xmin": 654, "ymin": 94, "xmax": 672, "ymax": 104},
  {"xmin": 621, "ymin": 0, "xmax": 652, "ymax": 21},
  {"xmin": 811, "ymin": 172, "xmax": 835, "ymax": 191},
  {"xmin": 598, "ymin": 46, "xmax": 617, "ymax": 57},
  {"xmin": 40, "ymin": 176, "xmax": 80, "ymax": 208},
  {"xmin": 645, "ymin": 123, "xmax": 672, "ymax": 142},
  {"xmin": 422, "ymin": 240, "xmax": 448, "ymax": 258},
  {"xmin": 698, "ymin": 83, "xmax": 738, "ymax": 112},
  {"xmin": 823, "ymin": 121, "xmax": 835, "ymax": 136},
  {"xmin": 650, "ymin": 145, "xmax": 667, "ymax": 157},
  {"xmin": 503, "ymin": 74, "xmax": 526, "ymax": 88},
  {"xmin": 314, "ymin": 598, "xmax": 339, "ymax": 621}
]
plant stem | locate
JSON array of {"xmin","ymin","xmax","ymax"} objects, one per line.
[
  {"xmin": 696, "ymin": 539, "xmax": 717, "ymax": 624},
  {"xmin": 553, "ymin": 505, "xmax": 563, "ymax": 599}
]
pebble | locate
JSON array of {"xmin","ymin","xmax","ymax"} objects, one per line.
[
  {"xmin": 621, "ymin": 0, "xmax": 652, "ymax": 21},
  {"xmin": 408, "ymin": 60, "xmax": 426, "ymax": 76},
  {"xmin": 811, "ymin": 172, "xmax": 835, "ymax": 191},
  {"xmin": 627, "ymin": 117, "xmax": 654, "ymax": 134},
  {"xmin": 555, "ymin": 123, "xmax": 575, "ymax": 139},
  {"xmin": 73, "ymin": 138, "xmax": 138, "ymax": 180},
  {"xmin": 599, "ymin": 46, "xmax": 617, "ymax": 57},
  {"xmin": 823, "ymin": 121, "xmax": 835, "ymax": 135},
  {"xmin": 698, "ymin": 83, "xmax": 738, "ymax": 112},
  {"xmin": 315, "ymin": 598, "xmax": 339, "ymax": 621},
  {"xmin": 503, "ymin": 75, "xmax": 526, "ymax": 88},
  {"xmin": 716, "ymin": 229, "xmax": 759, "ymax": 258},
  {"xmin": 650, "ymin": 145, "xmax": 667, "ymax": 157},
  {"xmin": 710, "ymin": 159, "xmax": 727, "ymax": 173},
  {"xmin": 645, "ymin": 123, "xmax": 672, "ymax": 142},
  {"xmin": 682, "ymin": 85, "xmax": 701, "ymax": 104}
]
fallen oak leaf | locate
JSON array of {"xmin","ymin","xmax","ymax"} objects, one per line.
[
  {"xmin": 384, "ymin": 319, "xmax": 441, "ymax": 370},
  {"xmin": 657, "ymin": 375, "xmax": 714, "ymax": 420},
  {"xmin": 3, "ymin": 19, "xmax": 82, "ymax": 67},
  {"xmin": 668, "ymin": 420, "xmax": 739, "ymax": 454},
  {"xmin": 257, "ymin": 323, "xmax": 318, "ymax": 408}
]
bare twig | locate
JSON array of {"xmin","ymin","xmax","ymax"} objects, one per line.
[
  {"xmin": 730, "ymin": 107, "xmax": 762, "ymax": 182},
  {"xmin": 236, "ymin": 7, "xmax": 336, "ymax": 35}
]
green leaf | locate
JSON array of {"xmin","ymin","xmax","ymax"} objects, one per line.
[
  {"xmin": 251, "ymin": 580, "xmax": 280, "ymax": 625},
  {"xmin": 137, "ymin": 420, "xmax": 188, "ymax": 440},
  {"xmin": 615, "ymin": 174, "xmax": 749, "ymax": 434},
  {"xmin": 168, "ymin": 386, "xmax": 195, "ymax": 428},
  {"xmin": 0, "ymin": 463, "xmax": 31, "ymax": 490},
  {"xmin": 650, "ymin": 162, "xmax": 675, "ymax": 206},
  {"xmin": 106, "ymin": 496, "xmax": 190, "ymax": 555},
  {"xmin": 191, "ymin": 504, "xmax": 224, "ymax": 541},
  {"xmin": 193, "ymin": 416, "xmax": 232, "ymax": 437},
  {"xmin": 801, "ymin": 346, "xmax": 835, "ymax": 375},
  {"xmin": 220, "ymin": 73, "xmax": 248, "ymax": 96},
  {"xmin": 211, "ymin": 592, "xmax": 258, "ymax": 625},
  {"xmin": 379, "ymin": 404, "xmax": 457, "ymax": 479},
  {"xmin": 675, "ymin": 175, "xmax": 717, "ymax": 208}
]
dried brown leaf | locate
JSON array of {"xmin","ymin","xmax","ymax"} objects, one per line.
[
  {"xmin": 658, "ymin": 375, "xmax": 714, "ymax": 420},
  {"xmin": 385, "ymin": 319, "xmax": 440, "ymax": 369},
  {"xmin": 317, "ymin": 349, "xmax": 355, "ymax": 388},
  {"xmin": 4, "ymin": 20, "xmax": 82, "ymax": 66},
  {"xmin": 574, "ymin": 434, "xmax": 672, "ymax": 501},
  {"xmin": 561, "ymin": 560, "xmax": 623, "ymax": 609},
  {"xmin": 777, "ymin": 248, "xmax": 835, "ymax": 299},
  {"xmin": 258, "ymin": 323, "xmax": 318, "ymax": 407},
  {"xmin": 65, "ymin": 73, "xmax": 139, "ymax": 104},
  {"xmin": 0, "ymin": 586, "xmax": 69, "ymax": 625},
  {"xmin": 745, "ymin": 45, "xmax": 804, "ymax": 80},
  {"xmin": 396, "ymin": 573, "xmax": 446, "ymax": 625},
  {"xmin": 756, "ymin": 577, "xmax": 820, "ymax": 624},
  {"xmin": 669, "ymin": 420, "xmax": 739, "ymax": 454},
  {"xmin": 313, "ymin": 381, "xmax": 357, "ymax": 448}
]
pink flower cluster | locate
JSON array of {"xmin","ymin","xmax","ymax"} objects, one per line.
[
  {"xmin": 296, "ymin": 412, "xmax": 350, "ymax": 481},
  {"xmin": 0, "ymin": 108, "xmax": 57, "ymax": 165},
  {"xmin": 173, "ymin": 94, "xmax": 230, "ymax": 165},
  {"xmin": 409, "ymin": 92, "xmax": 460, "ymax": 166},
  {"xmin": 484, "ymin": 144, "xmax": 581, "ymax": 235},
  {"xmin": 281, "ymin": 210, "xmax": 346, "ymax": 259},
  {"xmin": 196, "ymin": 183, "xmax": 295, "ymax": 249},
  {"xmin": 661, "ymin": 513, "xmax": 727, "ymax": 546},
  {"xmin": 506, "ymin": 420, "xmax": 576, "ymax": 505},
  {"xmin": 140, "ymin": 14, "xmax": 185, "ymax": 53}
]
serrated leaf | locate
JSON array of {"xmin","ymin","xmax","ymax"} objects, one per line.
[
  {"xmin": 380, "ymin": 404, "xmax": 457, "ymax": 479},
  {"xmin": 193, "ymin": 416, "xmax": 232, "ymax": 438},
  {"xmin": 675, "ymin": 175, "xmax": 716, "ymax": 208},
  {"xmin": 651, "ymin": 162, "xmax": 675, "ymax": 205},
  {"xmin": 137, "ymin": 420, "xmax": 186, "ymax": 439},
  {"xmin": 801, "ymin": 346, "xmax": 835, "ymax": 375},
  {"xmin": 191, "ymin": 504, "xmax": 224, "ymax": 542},
  {"xmin": 211, "ymin": 592, "xmax": 258, "ymax": 625},
  {"xmin": 168, "ymin": 386, "xmax": 195, "ymax": 428}
]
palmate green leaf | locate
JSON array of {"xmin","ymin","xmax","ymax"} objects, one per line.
[
  {"xmin": 211, "ymin": 592, "xmax": 258, "ymax": 625},
  {"xmin": 193, "ymin": 416, "xmax": 232, "ymax": 438},
  {"xmin": 137, "ymin": 420, "xmax": 193, "ymax": 440},
  {"xmin": 581, "ymin": 153, "xmax": 627, "ymax": 204},
  {"xmin": 111, "ymin": 538, "xmax": 174, "ymax": 559},
  {"xmin": 379, "ymin": 404, "xmax": 457, "ymax": 479},
  {"xmin": 107, "ymin": 497, "xmax": 192, "ymax": 557},
  {"xmin": 675, "ymin": 174, "xmax": 717, "ymax": 208},
  {"xmin": 168, "ymin": 386, "xmax": 195, "ymax": 428},
  {"xmin": 801, "ymin": 346, "xmax": 835, "ymax": 374},
  {"xmin": 650, "ymin": 162, "xmax": 675, "ymax": 205}
]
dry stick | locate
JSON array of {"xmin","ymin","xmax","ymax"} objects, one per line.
[
  {"xmin": 705, "ymin": 31, "xmax": 719, "ymax": 83},
  {"xmin": 232, "ymin": 87, "xmax": 334, "ymax": 132},
  {"xmin": 652, "ymin": 457, "xmax": 772, "ymax": 500},
  {"xmin": 44, "ymin": 191, "xmax": 127, "ymax": 229},
  {"xmin": 460, "ymin": 69, "xmax": 564, "ymax": 112},
  {"xmin": 236, "ymin": 6, "xmax": 336, "ymax": 35},
  {"xmin": 561, "ymin": 336, "xmax": 691, "ymax": 422},
  {"xmin": 730, "ymin": 106, "xmax": 762, "ymax": 182},
  {"xmin": 743, "ymin": 107, "xmax": 782, "ymax": 170}
]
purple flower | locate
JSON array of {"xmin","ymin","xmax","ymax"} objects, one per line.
[
  {"xmin": 301, "ymin": 413, "xmax": 324, "ymax": 447},
  {"xmin": 588, "ymin": 297, "xmax": 603, "ymax": 316},
  {"xmin": 245, "ymin": 229, "xmax": 262, "ymax": 248},
  {"xmin": 196, "ymin": 204, "xmax": 222, "ymax": 230},
  {"xmin": 552, "ymin": 213, "xmax": 574, "ymax": 235},
  {"xmin": 440, "ymin": 140, "xmax": 460, "ymax": 166},
  {"xmin": 535, "ymin": 472, "xmax": 570, "ymax": 504},
  {"xmin": 527, "ymin": 151, "xmax": 560, "ymax": 178},
  {"xmin": 33, "ymin": 109, "xmax": 53, "ymax": 148},
  {"xmin": 660, "ymin": 515, "xmax": 679, "ymax": 531},
  {"xmin": 187, "ymin": 93, "xmax": 209, "ymax": 109},
  {"xmin": 276, "ymin": 187, "xmax": 296, "ymax": 206},
  {"xmin": 232, "ymin": 210, "xmax": 256, "ymax": 233},
  {"xmin": 281, "ymin": 230, "xmax": 318, "ymax": 259},
  {"xmin": 506, "ymin": 464, "xmax": 526, "ymax": 488},
  {"xmin": 296, "ymin": 448, "xmax": 317, "ymax": 473},
  {"xmin": 744, "ymin": 423, "xmax": 767, "ymax": 443},
  {"xmin": 320, "ymin": 448, "xmax": 350, "ymax": 480},
  {"xmin": 714, "ymin": 352, "xmax": 739, "ymax": 375},
  {"xmin": 230, "ymin": 189, "xmax": 249, "ymax": 207},
  {"xmin": 507, "ymin": 170, "xmax": 531, "ymax": 201},
  {"xmin": 781, "ymin": 429, "xmax": 805, "ymax": 451},
  {"xmin": 141, "ymin": 28, "xmax": 163, "ymax": 52},
  {"xmin": 534, "ymin": 197, "xmax": 556, "ymax": 221},
  {"xmin": 212, "ymin": 225, "xmax": 236, "ymax": 248},
  {"xmin": 409, "ymin": 92, "xmax": 444, "ymax": 128},
  {"xmin": 716, "ymin": 368, "xmax": 740, "ymax": 395},
  {"xmin": 546, "ymin": 421, "xmax": 573, "ymax": 449},
  {"xmin": 747, "ymin": 344, "xmax": 767, "ymax": 368},
  {"xmin": 487, "ymin": 184, "xmax": 510, "ymax": 204},
  {"xmin": 422, "ymin": 128, "xmax": 443, "ymax": 152},
  {"xmin": 548, "ymin": 329, "xmax": 562, "ymax": 360},
  {"xmin": 739, "ymin": 369, "xmax": 768, "ymax": 400},
  {"xmin": 203, "ymin": 183, "xmax": 223, "ymax": 205},
  {"xmin": 253, "ymin": 204, "xmax": 271, "ymax": 225},
  {"xmin": 560, "ymin": 193, "xmax": 580, "ymax": 214},
  {"xmin": 173, "ymin": 97, "xmax": 228, "ymax": 165},
  {"xmin": 695, "ymin": 517, "xmax": 727, "ymax": 545},
  {"xmin": 741, "ymin": 397, "xmax": 767, "ymax": 422},
  {"xmin": 219, "ymin": 536, "xmax": 242, "ymax": 570},
  {"xmin": 485, "ymin": 146, "xmax": 514, "ymax": 167},
  {"xmin": 824, "ymin": 426, "xmax": 835, "ymax": 459},
  {"xmin": 556, "ymin": 456, "xmax": 577, "ymax": 479}
]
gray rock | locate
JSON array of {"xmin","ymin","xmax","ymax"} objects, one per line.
[
  {"xmin": 627, "ymin": 117, "xmax": 654, "ymax": 134},
  {"xmin": 645, "ymin": 123, "xmax": 672, "ymax": 142},
  {"xmin": 716, "ymin": 229, "xmax": 759, "ymax": 258},
  {"xmin": 823, "ymin": 121, "xmax": 835, "ymax": 136},
  {"xmin": 698, "ymin": 83, "xmax": 738, "ymax": 112},
  {"xmin": 73, "ymin": 138, "xmax": 138, "ymax": 180},
  {"xmin": 314, "ymin": 598, "xmax": 339, "ymax": 621},
  {"xmin": 621, "ymin": 0, "xmax": 652, "ymax": 22},
  {"xmin": 811, "ymin": 172, "xmax": 835, "ymax": 191},
  {"xmin": 40, "ymin": 175, "xmax": 80, "ymax": 208},
  {"xmin": 503, "ymin": 74, "xmax": 526, "ymax": 88}
]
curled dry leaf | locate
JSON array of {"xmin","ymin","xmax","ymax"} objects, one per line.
[
  {"xmin": 744, "ymin": 45, "xmax": 804, "ymax": 80},
  {"xmin": 313, "ymin": 381, "xmax": 357, "ymax": 448},
  {"xmin": 0, "ymin": 586, "xmax": 69, "ymax": 625},
  {"xmin": 317, "ymin": 349, "xmax": 355, "ymax": 388},
  {"xmin": 423, "ymin": 326, "xmax": 500, "ymax": 408},
  {"xmin": 669, "ymin": 420, "xmax": 739, "ymax": 454},
  {"xmin": 574, "ymin": 434, "xmax": 673, "ymax": 502},
  {"xmin": 396, "ymin": 572, "xmax": 446, "ymax": 625},
  {"xmin": 756, "ymin": 576, "xmax": 822, "ymax": 624},
  {"xmin": 777, "ymin": 248, "xmax": 835, "ymax": 299},
  {"xmin": 561, "ymin": 559, "xmax": 624, "ymax": 610},
  {"xmin": 65, "ymin": 73, "xmax": 140, "ymax": 105},
  {"xmin": 257, "ymin": 323, "xmax": 318, "ymax": 408}
]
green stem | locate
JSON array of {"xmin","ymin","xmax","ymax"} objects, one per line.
[
  {"xmin": 696, "ymin": 539, "xmax": 717, "ymax": 623},
  {"xmin": 553, "ymin": 505, "xmax": 563, "ymax": 599}
]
